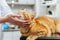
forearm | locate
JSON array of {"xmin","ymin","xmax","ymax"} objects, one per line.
[{"xmin": 0, "ymin": 17, "xmax": 7, "ymax": 23}]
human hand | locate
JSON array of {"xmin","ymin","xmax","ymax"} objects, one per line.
[
  {"xmin": 18, "ymin": 20, "xmax": 30, "ymax": 27},
  {"xmin": 4, "ymin": 14, "xmax": 30, "ymax": 27}
]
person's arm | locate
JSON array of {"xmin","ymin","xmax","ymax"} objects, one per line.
[
  {"xmin": 0, "ymin": 14, "xmax": 30, "ymax": 27},
  {"xmin": 0, "ymin": 0, "xmax": 30, "ymax": 27},
  {"xmin": 0, "ymin": 17, "xmax": 7, "ymax": 23}
]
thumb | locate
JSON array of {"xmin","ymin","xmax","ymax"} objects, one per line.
[{"xmin": 11, "ymin": 14, "xmax": 21, "ymax": 18}]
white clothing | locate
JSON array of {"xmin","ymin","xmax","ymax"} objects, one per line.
[{"xmin": 0, "ymin": 0, "xmax": 12, "ymax": 40}]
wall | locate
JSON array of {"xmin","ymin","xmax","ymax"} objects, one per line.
[
  {"xmin": 35, "ymin": 0, "xmax": 47, "ymax": 18},
  {"xmin": 55, "ymin": 0, "xmax": 60, "ymax": 17},
  {"xmin": 35, "ymin": 0, "xmax": 57, "ymax": 17}
]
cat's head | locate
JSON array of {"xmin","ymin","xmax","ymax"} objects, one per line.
[{"xmin": 18, "ymin": 10, "xmax": 36, "ymax": 20}]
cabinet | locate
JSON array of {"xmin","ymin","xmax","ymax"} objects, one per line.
[
  {"xmin": 3, "ymin": 30, "xmax": 21, "ymax": 40},
  {"xmin": 16, "ymin": 0, "xmax": 35, "ymax": 5},
  {"xmin": 7, "ymin": 0, "xmax": 35, "ymax": 5},
  {"xmin": 3, "ymin": 32, "xmax": 13, "ymax": 40},
  {"xmin": 12, "ymin": 31, "xmax": 21, "ymax": 40},
  {"xmin": 6, "ymin": 0, "xmax": 35, "ymax": 13}
]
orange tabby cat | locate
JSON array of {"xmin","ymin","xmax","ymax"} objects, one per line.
[{"xmin": 18, "ymin": 10, "xmax": 60, "ymax": 40}]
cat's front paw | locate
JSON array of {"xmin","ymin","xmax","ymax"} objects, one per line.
[
  {"xmin": 26, "ymin": 37, "xmax": 35, "ymax": 40},
  {"xmin": 26, "ymin": 38, "xmax": 30, "ymax": 40}
]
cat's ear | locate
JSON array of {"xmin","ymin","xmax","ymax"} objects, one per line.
[{"xmin": 31, "ymin": 12, "xmax": 36, "ymax": 19}]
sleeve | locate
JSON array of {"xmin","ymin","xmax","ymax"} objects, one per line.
[{"xmin": 0, "ymin": 0, "xmax": 13, "ymax": 16}]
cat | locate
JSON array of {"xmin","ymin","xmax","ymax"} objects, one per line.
[{"xmin": 18, "ymin": 10, "xmax": 60, "ymax": 40}]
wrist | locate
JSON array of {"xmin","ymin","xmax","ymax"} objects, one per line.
[
  {"xmin": 0, "ymin": 17, "xmax": 7, "ymax": 23},
  {"xmin": 3, "ymin": 17, "xmax": 8, "ymax": 22}
]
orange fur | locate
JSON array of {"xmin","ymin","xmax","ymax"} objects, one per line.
[{"xmin": 18, "ymin": 10, "xmax": 60, "ymax": 40}]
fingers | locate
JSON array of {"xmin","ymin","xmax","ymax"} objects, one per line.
[
  {"xmin": 11, "ymin": 14, "xmax": 21, "ymax": 18},
  {"xmin": 19, "ymin": 20, "xmax": 30, "ymax": 24},
  {"xmin": 7, "ymin": 14, "xmax": 30, "ymax": 27},
  {"xmin": 11, "ymin": 17, "xmax": 30, "ymax": 27},
  {"xmin": 19, "ymin": 20, "xmax": 29, "ymax": 23},
  {"xmin": 20, "ymin": 20, "xmax": 30, "ymax": 27},
  {"xmin": 11, "ymin": 17, "xmax": 20, "ymax": 21},
  {"xmin": 11, "ymin": 17, "xmax": 30, "ymax": 24},
  {"xmin": 7, "ymin": 14, "xmax": 21, "ymax": 18}
]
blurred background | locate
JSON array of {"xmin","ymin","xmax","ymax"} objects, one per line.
[{"xmin": 2, "ymin": 0, "xmax": 60, "ymax": 40}]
